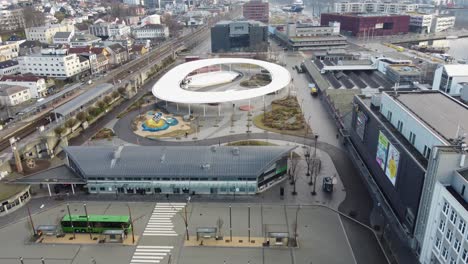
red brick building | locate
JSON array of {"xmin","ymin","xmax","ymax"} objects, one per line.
[
  {"xmin": 243, "ymin": 0, "xmax": 269, "ymax": 24},
  {"xmin": 320, "ymin": 13, "xmax": 410, "ymax": 37}
]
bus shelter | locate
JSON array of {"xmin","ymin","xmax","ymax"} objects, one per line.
[
  {"xmin": 266, "ymin": 232, "xmax": 289, "ymax": 246},
  {"xmin": 101, "ymin": 229, "xmax": 126, "ymax": 243},
  {"xmin": 37, "ymin": 225, "xmax": 59, "ymax": 236},
  {"xmin": 196, "ymin": 227, "xmax": 217, "ymax": 241}
]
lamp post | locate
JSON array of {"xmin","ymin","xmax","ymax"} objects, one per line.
[
  {"xmin": 84, "ymin": 204, "xmax": 92, "ymax": 239},
  {"xmin": 66, "ymin": 203, "xmax": 75, "ymax": 239}
]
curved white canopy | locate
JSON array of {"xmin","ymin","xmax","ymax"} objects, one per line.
[{"xmin": 152, "ymin": 58, "xmax": 291, "ymax": 104}]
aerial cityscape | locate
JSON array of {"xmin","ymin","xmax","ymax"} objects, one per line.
[{"xmin": 0, "ymin": 0, "xmax": 466, "ymax": 263}]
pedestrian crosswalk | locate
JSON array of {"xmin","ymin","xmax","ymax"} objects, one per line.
[
  {"xmin": 130, "ymin": 203, "xmax": 187, "ymax": 264},
  {"xmin": 143, "ymin": 203, "xmax": 186, "ymax": 237},
  {"xmin": 130, "ymin": 245, "xmax": 173, "ymax": 264}
]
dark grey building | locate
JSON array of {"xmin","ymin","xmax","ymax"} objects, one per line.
[
  {"xmin": 211, "ymin": 20, "xmax": 268, "ymax": 53},
  {"xmin": 63, "ymin": 146, "xmax": 292, "ymax": 195}
]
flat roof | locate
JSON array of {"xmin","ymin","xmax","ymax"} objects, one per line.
[
  {"xmin": 443, "ymin": 64, "xmax": 468, "ymax": 77},
  {"xmin": 13, "ymin": 164, "xmax": 85, "ymax": 184},
  {"xmin": 22, "ymin": 83, "xmax": 81, "ymax": 114},
  {"xmin": 64, "ymin": 146, "xmax": 293, "ymax": 179},
  {"xmin": 152, "ymin": 58, "xmax": 290, "ymax": 104},
  {"xmin": 391, "ymin": 91, "xmax": 468, "ymax": 142},
  {"xmin": 54, "ymin": 83, "xmax": 114, "ymax": 117}
]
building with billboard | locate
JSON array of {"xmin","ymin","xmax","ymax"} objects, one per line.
[
  {"xmin": 211, "ymin": 20, "xmax": 268, "ymax": 53},
  {"xmin": 320, "ymin": 13, "xmax": 410, "ymax": 37},
  {"xmin": 348, "ymin": 90, "xmax": 468, "ymax": 261},
  {"xmin": 243, "ymin": 0, "xmax": 269, "ymax": 24}
]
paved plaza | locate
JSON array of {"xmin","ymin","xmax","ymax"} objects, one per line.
[{"xmin": 0, "ymin": 201, "xmax": 386, "ymax": 264}]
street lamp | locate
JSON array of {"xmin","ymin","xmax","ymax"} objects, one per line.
[{"xmin": 313, "ymin": 135, "xmax": 319, "ymax": 158}]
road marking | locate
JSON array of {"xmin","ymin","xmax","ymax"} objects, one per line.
[
  {"xmin": 143, "ymin": 233, "xmax": 178, "ymax": 236},
  {"xmin": 134, "ymin": 252, "xmax": 168, "ymax": 256},
  {"xmin": 130, "ymin": 260, "xmax": 160, "ymax": 263},
  {"xmin": 338, "ymin": 215, "xmax": 358, "ymax": 264},
  {"xmin": 137, "ymin": 246, "xmax": 174, "ymax": 249},
  {"xmin": 135, "ymin": 249, "xmax": 171, "ymax": 252}
]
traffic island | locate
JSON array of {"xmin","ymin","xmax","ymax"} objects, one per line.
[
  {"xmin": 184, "ymin": 236, "xmax": 264, "ymax": 248},
  {"xmin": 36, "ymin": 233, "xmax": 140, "ymax": 246}
]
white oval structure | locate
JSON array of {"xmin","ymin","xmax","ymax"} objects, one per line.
[{"xmin": 152, "ymin": 58, "xmax": 291, "ymax": 104}]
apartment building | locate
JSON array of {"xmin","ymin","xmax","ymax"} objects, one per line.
[
  {"xmin": 0, "ymin": 9, "xmax": 25, "ymax": 32},
  {"xmin": 89, "ymin": 23, "xmax": 131, "ymax": 38},
  {"xmin": 0, "ymin": 60, "xmax": 20, "ymax": 75},
  {"xmin": 0, "ymin": 41, "xmax": 20, "ymax": 62},
  {"xmin": 18, "ymin": 48, "xmax": 87, "ymax": 79},
  {"xmin": 334, "ymin": 2, "xmax": 420, "ymax": 14},
  {"xmin": 243, "ymin": 0, "xmax": 269, "ymax": 24},
  {"xmin": 132, "ymin": 24, "xmax": 169, "ymax": 39}
]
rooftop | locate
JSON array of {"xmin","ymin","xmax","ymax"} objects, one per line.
[
  {"xmin": 0, "ymin": 75, "xmax": 43, "ymax": 82},
  {"xmin": 443, "ymin": 64, "xmax": 468, "ymax": 77},
  {"xmin": 0, "ymin": 60, "xmax": 18, "ymax": 69},
  {"xmin": 64, "ymin": 146, "xmax": 293, "ymax": 179},
  {"xmin": 323, "ymin": 12, "xmax": 409, "ymax": 18},
  {"xmin": 387, "ymin": 65, "xmax": 421, "ymax": 75},
  {"xmin": 54, "ymin": 83, "xmax": 113, "ymax": 117},
  {"xmin": 53, "ymin": 31, "xmax": 72, "ymax": 39},
  {"xmin": 13, "ymin": 164, "xmax": 85, "ymax": 184},
  {"xmin": 390, "ymin": 91, "xmax": 468, "ymax": 143},
  {"xmin": 0, "ymin": 84, "xmax": 28, "ymax": 96}
]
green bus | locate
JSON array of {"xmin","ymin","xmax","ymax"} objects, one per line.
[{"xmin": 60, "ymin": 214, "xmax": 132, "ymax": 234}]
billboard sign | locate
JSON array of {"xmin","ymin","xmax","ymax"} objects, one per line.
[
  {"xmin": 375, "ymin": 23, "xmax": 383, "ymax": 29},
  {"xmin": 385, "ymin": 144, "xmax": 400, "ymax": 186},
  {"xmin": 376, "ymin": 131, "xmax": 389, "ymax": 171},
  {"xmin": 355, "ymin": 110, "xmax": 368, "ymax": 141}
]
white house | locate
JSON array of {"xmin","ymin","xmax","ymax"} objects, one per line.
[
  {"xmin": 132, "ymin": 24, "xmax": 169, "ymax": 39},
  {"xmin": 432, "ymin": 64, "xmax": 468, "ymax": 96},
  {"xmin": 0, "ymin": 75, "xmax": 47, "ymax": 98},
  {"xmin": 0, "ymin": 84, "xmax": 31, "ymax": 106},
  {"xmin": 25, "ymin": 23, "xmax": 75, "ymax": 44}
]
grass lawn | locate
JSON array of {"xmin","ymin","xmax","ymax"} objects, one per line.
[{"xmin": 226, "ymin": 140, "xmax": 277, "ymax": 146}]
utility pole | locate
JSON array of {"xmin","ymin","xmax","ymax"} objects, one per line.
[
  {"xmin": 84, "ymin": 203, "xmax": 92, "ymax": 239},
  {"xmin": 127, "ymin": 204, "xmax": 135, "ymax": 244},
  {"xmin": 313, "ymin": 135, "xmax": 319, "ymax": 157},
  {"xmin": 248, "ymin": 206, "xmax": 251, "ymax": 243},
  {"xmin": 229, "ymin": 205, "xmax": 232, "ymax": 242},
  {"xmin": 26, "ymin": 204, "xmax": 36, "ymax": 236},
  {"xmin": 66, "ymin": 203, "xmax": 75, "ymax": 239}
]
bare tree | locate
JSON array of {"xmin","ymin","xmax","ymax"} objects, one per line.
[
  {"xmin": 162, "ymin": 14, "xmax": 183, "ymax": 38},
  {"xmin": 22, "ymin": 6, "xmax": 46, "ymax": 28},
  {"xmin": 289, "ymin": 152, "xmax": 300, "ymax": 195},
  {"xmin": 216, "ymin": 217, "xmax": 224, "ymax": 239}
]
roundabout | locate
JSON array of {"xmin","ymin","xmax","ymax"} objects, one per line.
[{"xmin": 151, "ymin": 58, "xmax": 291, "ymax": 104}]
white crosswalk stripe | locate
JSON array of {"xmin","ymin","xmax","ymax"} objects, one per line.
[
  {"xmin": 130, "ymin": 203, "xmax": 186, "ymax": 264},
  {"xmin": 142, "ymin": 202, "xmax": 185, "ymax": 237}
]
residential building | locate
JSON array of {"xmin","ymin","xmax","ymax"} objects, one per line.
[
  {"xmin": 0, "ymin": 75, "xmax": 47, "ymax": 98},
  {"xmin": 0, "ymin": 9, "xmax": 25, "ymax": 32},
  {"xmin": 409, "ymin": 13, "xmax": 433, "ymax": 33},
  {"xmin": 58, "ymin": 146, "xmax": 291, "ymax": 194},
  {"xmin": 334, "ymin": 2, "xmax": 420, "ymax": 14},
  {"xmin": 25, "ymin": 24, "xmax": 75, "ymax": 44},
  {"xmin": 18, "ymin": 48, "xmax": 87, "ymax": 79},
  {"xmin": 419, "ymin": 152, "xmax": 468, "ymax": 264},
  {"xmin": 431, "ymin": 15, "xmax": 456, "ymax": 33},
  {"xmin": 432, "ymin": 64, "xmax": 468, "ymax": 96},
  {"xmin": 132, "ymin": 24, "xmax": 169, "ymax": 39},
  {"xmin": 105, "ymin": 44, "xmax": 129, "ymax": 66},
  {"xmin": 0, "ymin": 84, "xmax": 31, "ymax": 106},
  {"xmin": 89, "ymin": 23, "xmax": 131, "ymax": 39},
  {"xmin": 0, "ymin": 60, "xmax": 20, "ymax": 75},
  {"xmin": 385, "ymin": 64, "xmax": 422, "ymax": 85},
  {"xmin": 53, "ymin": 31, "xmax": 74, "ymax": 45},
  {"xmin": 211, "ymin": 20, "xmax": 268, "ymax": 53},
  {"xmin": 69, "ymin": 33, "xmax": 101, "ymax": 47},
  {"xmin": 320, "ymin": 13, "xmax": 410, "ymax": 37},
  {"xmin": 348, "ymin": 90, "xmax": 468, "ymax": 261},
  {"xmin": 243, "ymin": 0, "xmax": 269, "ymax": 24},
  {"xmin": 131, "ymin": 44, "xmax": 148, "ymax": 57},
  {"xmin": 0, "ymin": 41, "xmax": 20, "ymax": 62},
  {"xmin": 273, "ymin": 21, "xmax": 347, "ymax": 50}
]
